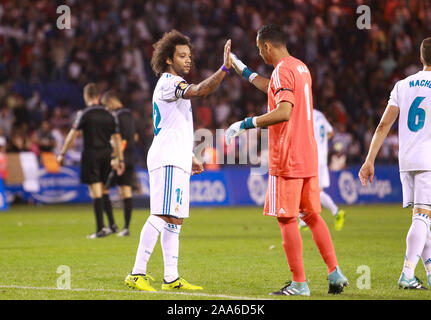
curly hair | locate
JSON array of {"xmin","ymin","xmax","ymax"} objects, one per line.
[{"xmin": 151, "ymin": 29, "xmax": 192, "ymax": 77}]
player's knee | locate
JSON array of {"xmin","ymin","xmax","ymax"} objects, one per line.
[
  {"xmin": 300, "ymin": 211, "xmax": 319, "ymax": 226},
  {"xmin": 413, "ymin": 204, "xmax": 431, "ymax": 228},
  {"xmin": 277, "ymin": 216, "xmax": 296, "ymax": 227}
]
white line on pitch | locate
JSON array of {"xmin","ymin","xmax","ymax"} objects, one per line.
[{"xmin": 0, "ymin": 285, "xmax": 273, "ymax": 300}]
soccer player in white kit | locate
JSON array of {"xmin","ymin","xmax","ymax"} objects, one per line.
[
  {"xmin": 299, "ymin": 109, "xmax": 345, "ymax": 231},
  {"xmin": 359, "ymin": 37, "xmax": 431, "ymax": 290},
  {"xmin": 125, "ymin": 30, "xmax": 232, "ymax": 291}
]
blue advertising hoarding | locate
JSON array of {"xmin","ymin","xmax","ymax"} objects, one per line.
[
  {"xmin": 0, "ymin": 178, "xmax": 9, "ymax": 210},
  {"xmin": 326, "ymin": 165, "xmax": 403, "ymax": 205},
  {"xmin": 5, "ymin": 165, "xmax": 403, "ymax": 207}
]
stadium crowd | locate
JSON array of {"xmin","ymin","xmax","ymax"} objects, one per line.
[{"xmin": 1, "ymin": 0, "xmax": 430, "ymax": 169}]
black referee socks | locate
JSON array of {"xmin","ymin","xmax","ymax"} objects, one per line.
[
  {"xmin": 123, "ymin": 197, "xmax": 132, "ymax": 229},
  {"xmin": 93, "ymin": 197, "xmax": 104, "ymax": 232}
]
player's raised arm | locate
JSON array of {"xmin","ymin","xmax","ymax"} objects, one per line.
[
  {"xmin": 358, "ymin": 105, "xmax": 399, "ymax": 186},
  {"xmin": 183, "ymin": 40, "xmax": 232, "ymax": 99},
  {"xmin": 230, "ymin": 53, "xmax": 270, "ymax": 93}
]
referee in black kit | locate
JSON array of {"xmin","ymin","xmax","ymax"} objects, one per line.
[
  {"xmin": 57, "ymin": 83, "xmax": 125, "ymax": 239},
  {"xmin": 101, "ymin": 91, "xmax": 136, "ymax": 237}
]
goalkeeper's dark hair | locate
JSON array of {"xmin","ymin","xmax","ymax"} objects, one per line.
[
  {"xmin": 151, "ymin": 29, "xmax": 193, "ymax": 76},
  {"xmin": 257, "ymin": 24, "xmax": 286, "ymax": 47},
  {"xmin": 421, "ymin": 37, "xmax": 431, "ymax": 66}
]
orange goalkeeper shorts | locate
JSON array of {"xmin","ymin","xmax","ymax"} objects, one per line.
[{"xmin": 264, "ymin": 175, "xmax": 321, "ymax": 218}]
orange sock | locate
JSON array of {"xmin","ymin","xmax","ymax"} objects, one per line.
[
  {"xmin": 277, "ymin": 217, "xmax": 306, "ymax": 282},
  {"xmin": 302, "ymin": 212, "xmax": 338, "ymax": 273}
]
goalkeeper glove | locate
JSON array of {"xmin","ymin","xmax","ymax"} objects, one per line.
[
  {"xmin": 225, "ymin": 117, "xmax": 257, "ymax": 146},
  {"xmin": 230, "ymin": 53, "xmax": 258, "ymax": 83}
]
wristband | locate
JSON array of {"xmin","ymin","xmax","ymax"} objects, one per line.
[
  {"xmin": 240, "ymin": 117, "xmax": 256, "ymax": 130},
  {"xmin": 242, "ymin": 67, "xmax": 258, "ymax": 83},
  {"xmin": 248, "ymin": 72, "xmax": 258, "ymax": 83},
  {"xmin": 221, "ymin": 65, "xmax": 230, "ymax": 74},
  {"xmin": 252, "ymin": 116, "xmax": 258, "ymax": 127}
]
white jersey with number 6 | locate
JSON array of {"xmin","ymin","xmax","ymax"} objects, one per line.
[
  {"xmin": 147, "ymin": 72, "xmax": 194, "ymax": 173},
  {"xmin": 388, "ymin": 70, "xmax": 431, "ymax": 171}
]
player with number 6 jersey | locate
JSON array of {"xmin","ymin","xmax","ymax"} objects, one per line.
[
  {"xmin": 359, "ymin": 37, "xmax": 431, "ymax": 290},
  {"xmin": 388, "ymin": 72, "xmax": 431, "ymax": 172}
]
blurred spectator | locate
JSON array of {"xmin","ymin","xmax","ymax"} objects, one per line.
[
  {"xmin": 1, "ymin": 0, "xmax": 429, "ymax": 167},
  {"xmin": 0, "ymin": 106, "xmax": 14, "ymax": 137},
  {"xmin": 0, "ymin": 135, "xmax": 7, "ymax": 179},
  {"xmin": 329, "ymin": 142, "xmax": 347, "ymax": 171},
  {"xmin": 32, "ymin": 120, "xmax": 56, "ymax": 154},
  {"xmin": 7, "ymin": 124, "xmax": 31, "ymax": 152},
  {"xmin": 332, "ymin": 124, "xmax": 353, "ymax": 154}
]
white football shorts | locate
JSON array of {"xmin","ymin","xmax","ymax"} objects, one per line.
[
  {"xmin": 149, "ymin": 165, "xmax": 190, "ymax": 218},
  {"xmin": 400, "ymin": 171, "xmax": 431, "ymax": 208},
  {"xmin": 318, "ymin": 162, "xmax": 330, "ymax": 189}
]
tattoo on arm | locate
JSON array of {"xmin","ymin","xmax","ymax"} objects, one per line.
[{"xmin": 184, "ymin": 69, "xmax": 226, "ymax": 99}]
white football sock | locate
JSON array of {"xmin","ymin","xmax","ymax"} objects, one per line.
[
  {"xmin": 421, "ymin": 229, "xmax": 431, "ymax": 276},
  {"xmin": 161, "ymin": 223, "xmax": 182, "ymax": 283},
  {"xmin": 320, "ymin": 191, "xmax": 338, "ymax": 216},
  {"xmin": 132, "ymin": 215, "xmax": 167, "ymax": 275},
  {"xmin": 403, "ymin": 214, "xmax": 429, "ymax": 278}
]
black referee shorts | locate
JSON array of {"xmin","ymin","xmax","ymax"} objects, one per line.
[
  {"xmin": 106, "ymin": 163, "xmax": 135, "ymax": 188},
  {"xmin": 80, "ymin": 149, "xmax": 112, "ymax": 185}
]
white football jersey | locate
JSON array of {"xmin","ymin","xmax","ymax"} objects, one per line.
[
  {"xmin": 313, "ymin": 109, "xmax": 333, "ymax": 166},
  {"xmin": 388, "ymin": 70, "xmax": 431, "ymax": 171},
  {"xmin": 147, "ymin": 73, "xmax": 194, "ymax": 173}
]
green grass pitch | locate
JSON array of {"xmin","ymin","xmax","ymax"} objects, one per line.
[{"xmin": 0, "ymin": 204, "xmax": 430, "ymax": 300}]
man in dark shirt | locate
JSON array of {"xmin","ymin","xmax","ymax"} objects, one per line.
[
  {"xmin": 34, "ymin": 120, "xmax": 56, "ymax": 153},
  {"xmin": 101, "ymin": 90, "xmax": 136, "ymax": 237},
  {"xmin": 57, "ymin": 83, "xmax": 125, "ymax": 239}
]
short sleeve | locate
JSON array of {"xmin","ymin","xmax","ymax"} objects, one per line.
[
  {"xmin": 161, "ymin": 75, "xmax": 191, "ymax": 102},
  {"xmin": 273, "ymin": 66, "xmax": 295, "ymax": 106},
  {"xmin": 72, "ymin": 110, "xmax": 83, "ymax": 130},
  {"xmin": 388, "ymin": 81, "xmax": 399, "ymax": 107}
]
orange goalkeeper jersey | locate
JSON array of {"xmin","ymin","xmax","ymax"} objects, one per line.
[{"xmin": 267, "ymin": 55, "xmax": 318, "ymax": 178}]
